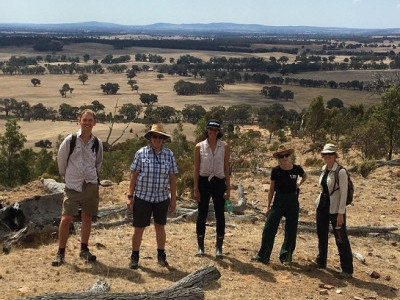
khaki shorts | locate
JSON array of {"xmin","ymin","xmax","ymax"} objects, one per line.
[{"xmin": 62, "ymin": 182, "xmax": 99, "ymax": 217}]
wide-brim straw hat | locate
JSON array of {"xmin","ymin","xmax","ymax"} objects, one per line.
[
  {"xmin": 144, "ymin": 124, "xmax": 171, "ymax": 142},
  {"xmin": 273, "ymin": 144, "xmax": 295, "ymax": 158}
]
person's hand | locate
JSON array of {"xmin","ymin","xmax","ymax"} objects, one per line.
[
  {"xmin": 223, "ymin": 190, "xmax": 230, "ymax": 200},
  {"xmin": 336, "ymin": 213, "xmax": 344, "ymax": 228},
  {"xmin": 169, "ymin": 199, "xmax": 176, "ymax": 213},
  {"xmin": 194, "ymin": 189, "xmax": 200, "ymax": 202},
  {"xmin": 265, "ymin": 207, "xmax": 271, "ymax": 217},
  {"xmin": 126, "ymin": 195, "xmax": 134, "ymax": 211}
]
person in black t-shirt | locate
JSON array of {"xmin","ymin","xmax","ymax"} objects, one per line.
[{"xmin": 251, "ymin": 145, "xmax": 307, "ymax": 265}]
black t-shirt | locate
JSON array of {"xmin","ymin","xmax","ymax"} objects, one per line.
[{"xmin": 271, "ymin": 164, "xmax": 305, "ymax": 194}]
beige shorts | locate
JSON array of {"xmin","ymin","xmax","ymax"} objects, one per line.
[{"xmin": 62, "ymin": 182, "xmax": 99, "ymax": 217}]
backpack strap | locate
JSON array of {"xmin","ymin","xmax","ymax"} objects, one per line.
[
  {"xmin": 329, "ymin": 165, "xmax": 342, "ymax": 196},
  {"xmin": 67, "ymin": 133, "xmax": 77, "ymax": 164}
]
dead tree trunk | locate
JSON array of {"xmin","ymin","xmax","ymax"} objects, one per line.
[{"xmin": 16, "ymin": 264, "xmax": 221, "ymax": 300}]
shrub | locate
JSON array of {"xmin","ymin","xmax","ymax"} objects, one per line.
[
  {"xmin": 304, "ymin": 156, "xmax": 324, "ymax": 168},
  {"xmin": 358, "ymin": 160, "xmax": 376, "ymax": 178}
]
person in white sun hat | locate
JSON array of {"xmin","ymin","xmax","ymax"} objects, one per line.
[{"xmin": 315, "ymin": 143, "xmax": 353, "ymax": 279}]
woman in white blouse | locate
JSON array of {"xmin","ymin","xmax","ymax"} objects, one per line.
[{"xmin": 193, "ymin": 119, "xmax": 230, "ymax": 258}]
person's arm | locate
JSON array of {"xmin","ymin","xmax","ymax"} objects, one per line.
[
  {"xmin": 266, "ymin": 180, "xmax": 275, "ymax": 216},
  {"xmin": 169, "ymin": 174, "xmax": 177, "ymax": 213},
  {"xmin": 193, "ymin": 144, "xmax": 201, "ymax": 202},
  {"xmin": 57, "ymin": 136, "xmax": 69, "ymax": 180},
  {"xmin": 336, "ymin": 168, "xmax": 348, "ymax": 227},
  {"xmin": 297, "ymin": 172, "xmax": 307, "ymax": 189},
  {"xmin": 127, "ymin": 171, "xmax": 139, "ymax": 210},
  {"xmin": 223, "ymin": 142, "xmax": 230, "ymax": 200}
]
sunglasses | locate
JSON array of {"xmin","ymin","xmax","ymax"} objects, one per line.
[
  {"xmin": 322, "ymin": 153, "xmax": 335, "ymax": 156},
  {"xmin": 151, "ymin": 134, "xmax": 164, "ymax": 140},
  {"xmin": 277, "ymin": 153, "xmax": 291, "ymax": 159}
]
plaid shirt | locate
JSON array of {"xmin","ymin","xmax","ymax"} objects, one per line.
[{"xmin": 130, "ymin": 145, "xmax": 178, "ymax": 203}]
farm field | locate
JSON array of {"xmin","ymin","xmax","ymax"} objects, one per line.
[{"xmin": 0, "ymin": 41, "xmax": 399, "ymax": 300}]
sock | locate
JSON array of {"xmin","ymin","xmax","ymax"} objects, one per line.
[
  {"xmin": 131, "ymin": 250, "xmax": 139, "ymax": 258},
  {"xmin": 157, "ymin": 249, "xmax": 165, "ymax": 256},
  {"xmin": 58, "ymin": 248, "xmax": 66, "ymax": 255}
]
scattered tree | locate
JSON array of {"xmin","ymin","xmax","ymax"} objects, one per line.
[{"xmin": 31, "ymin": 78, "xmax": 41, "ymax": 87}]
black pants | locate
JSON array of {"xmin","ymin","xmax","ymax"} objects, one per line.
[
  {"xmin": 196, "ymin": 176, "xmax": 226, "ymax": 237},
  {"xmin": 316, "ymin": 194, "xmax": 353, "ymax": 274}
]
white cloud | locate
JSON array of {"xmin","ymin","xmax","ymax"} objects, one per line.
[
  {"xmin": 353, "ymin": 0, "xmax": 362, "ymax": 3},
  {"xmin": 397, "ymin": 3, "xmax": 400, "ymax": 8}
]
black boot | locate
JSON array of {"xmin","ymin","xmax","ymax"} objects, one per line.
[
  {"xmin": 196, "ymin": 235, "xmax": 205, "ymax": 256},
  {"xmin": 130, "ymin": 251, "xmax": 139, "ymax": 269},
  {"xmin": 216, "ymin": 236, "xmax": 224, "ymax": 258}
]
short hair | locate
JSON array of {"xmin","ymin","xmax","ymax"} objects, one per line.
[{"xmin": 79, "ymin": 109, "xmax": 96, "ymax": 121}]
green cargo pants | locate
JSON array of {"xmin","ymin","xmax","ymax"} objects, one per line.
[{"xmin": 256, "ymin": 192, "xmax": 299, "ymax": 263}]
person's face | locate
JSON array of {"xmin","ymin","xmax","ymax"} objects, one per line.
[
  {"xmin": 207, "ymin": 127, "xmax": 220, "ymax": 138},
  {"xmin": 79, "ymin": 112, "xmax": 96, "ymax": 133},
  {"xmin": 150, "ymin": 133, "xmax": 164, "ymax": 148},
  {"xmin": 322, "ymin": 152, "xmax": 336, "ymax": 162},
  {"xmin": 277, "ymin": 152, "xmax": 291, "ymax": 162}
]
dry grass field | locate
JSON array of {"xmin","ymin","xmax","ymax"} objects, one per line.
[
  {"xmin": 0, "ymin": 136, "xmax": 399, "ymax": 300},
  {"xmin": 0, "ymin": 42, "xmax": 399, "ymax": 299}
]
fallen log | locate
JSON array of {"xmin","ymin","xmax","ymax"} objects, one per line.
[
  {"xmin": 298, "ymin": 224, "xmax": 399, "ymax": 240},
  {"xmin": 16, "ymin": 264, "xmax": 221, "ymax": 300},
  {"xmin": 376, "ymin": 159, "xmax": 400, "ymax": 167}
]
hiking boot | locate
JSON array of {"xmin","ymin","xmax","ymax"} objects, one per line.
[
  {"xmin": 312, "ymin": 258, "xmax": 326, "ymax": 269},
  {"xmin": 157, "ymin": 252, "xmax": 169, "ymax": 267},
  {"xmin": 129, "ymin": 254, "xmax": 139, "ymax": 269},
  {"xmin": 251, "ymin": 255, "xmax": 269, "ymax": 264},
  {"xmin": 335, "ymin": 271, "xmax": 353, "ymax": 279},
  {"xmin": 79, "ymin": 249, "xmax": 97, "ymax": 262},
  {"xmin": 51, "ymin": 253, "xmax": 65, "ymax": 267},
  {"xmin": 215, "ymin": 236, "xmax": 224, "ymax": 259},
  {"xmin": 196, "ymin": 235, "xmax": 205, "ymax": 257}
]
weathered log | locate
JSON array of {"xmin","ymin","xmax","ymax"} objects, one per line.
[
  {"xmin": 15, "ymin": 264, "xmax": 220, "ymax": 300},
  {"xmin": 376, "ymin": 159, "xmax": 400, "ymax": 167},
  {"xmin": 298, "ymin": 224, "xmax": 399, "ymax": 240}
]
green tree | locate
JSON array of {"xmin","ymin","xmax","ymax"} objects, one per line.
[
  {"xmin": 100, "ymin": 83, "xmax": 120, "ymax": 95},
  {"xmin": 0, "ymin": 119, "xmax": 27, "ymax": 187},
  {"xmin": 119, "ymin": 103, "xmax": 142, "ymax": 121},
  {"xmin": 59, "ymin": 83, "xmax": 74, "ymax": 98},
  {"xmin": 139, "ymin": 93, "xmax": 158, "ymax": 105},
  {"xmin": 374, "ymin": 87, "xmax": 400, "ymax": 160},
  {"xmin": 182, "ymin": 104, "xmax": 206, "ymax": 124},
  {"xmin": 78, "ymin": 73, "xmax": 89, "ymax": 85},
  {"xmin": 157, "ymin": 73, "xmax": 164, "ymax": 80},
  {"xmin": 31, "ymin": 78, "xmax": 41, "ymax": 87},
  {"xmin": 305, "ymin": 95, "xmax": 326, "ymax": 142},
  {"xmin": 59, "ymin": 103, "xmax": 79, "ymax": 120}
]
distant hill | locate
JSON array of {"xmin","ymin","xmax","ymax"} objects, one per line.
[{"xmin": 1, "ymin": 21, "xmax": 400, "ymax": 36}]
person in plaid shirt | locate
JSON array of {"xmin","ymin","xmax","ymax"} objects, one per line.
[{"xmin": 127, "ymin": 124, "xmax": 178, "ymax": 269}]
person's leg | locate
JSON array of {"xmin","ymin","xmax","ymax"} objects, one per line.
[
  {"xmin": 211, "ymin": 178, "xmax": 226, "ymax": 257},
  {"xmin": 58, "ymin": 215, "xmax": 73, "ymax": 249},
  {"xmin": 132, "ymin": 227, "xmax": 145, "ymax": 251},
  {"xmin": 332, "ymin": 214, "xmax": 354, "ymax": 274},
  {"xmin": 256, "ymin": 200, "xmax": 284, "ymax": 263},
  {"xmin": 130, "ymin": 196, "xmax": 151, "ymax": 269},
  {"xmin": 154, "ymin": 222, "xmax": 166, "ymax": 249},
  {"xmin": 196, "ymin": 177, "xmax": 211, "ymax": 254},
  {"xmin": 279, "ymin": 196, "xmax": 299, "ymax": 263},
  {"xmin": 80, "ymin": 212, "xmax": 92, "ymax": 245},
  {"xmin": 316, "ymin": 202, "xmax": 330, "ymax": 268}
]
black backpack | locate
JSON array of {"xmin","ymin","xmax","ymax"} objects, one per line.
[
  {"xmin": 329, "ymin": 166, "xmax": 354, "ymax": 205},
  {"xmin": 67, "ymin": 133, "xmax": 100, "ymax": 183}
]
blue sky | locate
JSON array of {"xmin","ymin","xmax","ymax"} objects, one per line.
[{"xmin": 1, "ymin": 0, "xmax": 400, "ymax": 29}]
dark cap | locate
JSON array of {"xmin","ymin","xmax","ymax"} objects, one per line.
[{"xmin": 206, "ymin": 119, "xmax": 221, "ymax": 129}]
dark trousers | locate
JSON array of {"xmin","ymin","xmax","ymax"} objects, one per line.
[
  {"xmin": 257, "ymin": 193, "xmax": 299, "ymax": 263},
  {"xmin": 316, "ymin": 194, "xmax": 353, "ymax": 274},
  {"xmin": 196, "ymin": 176, "xmax": 226, "ymax": 237}
]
